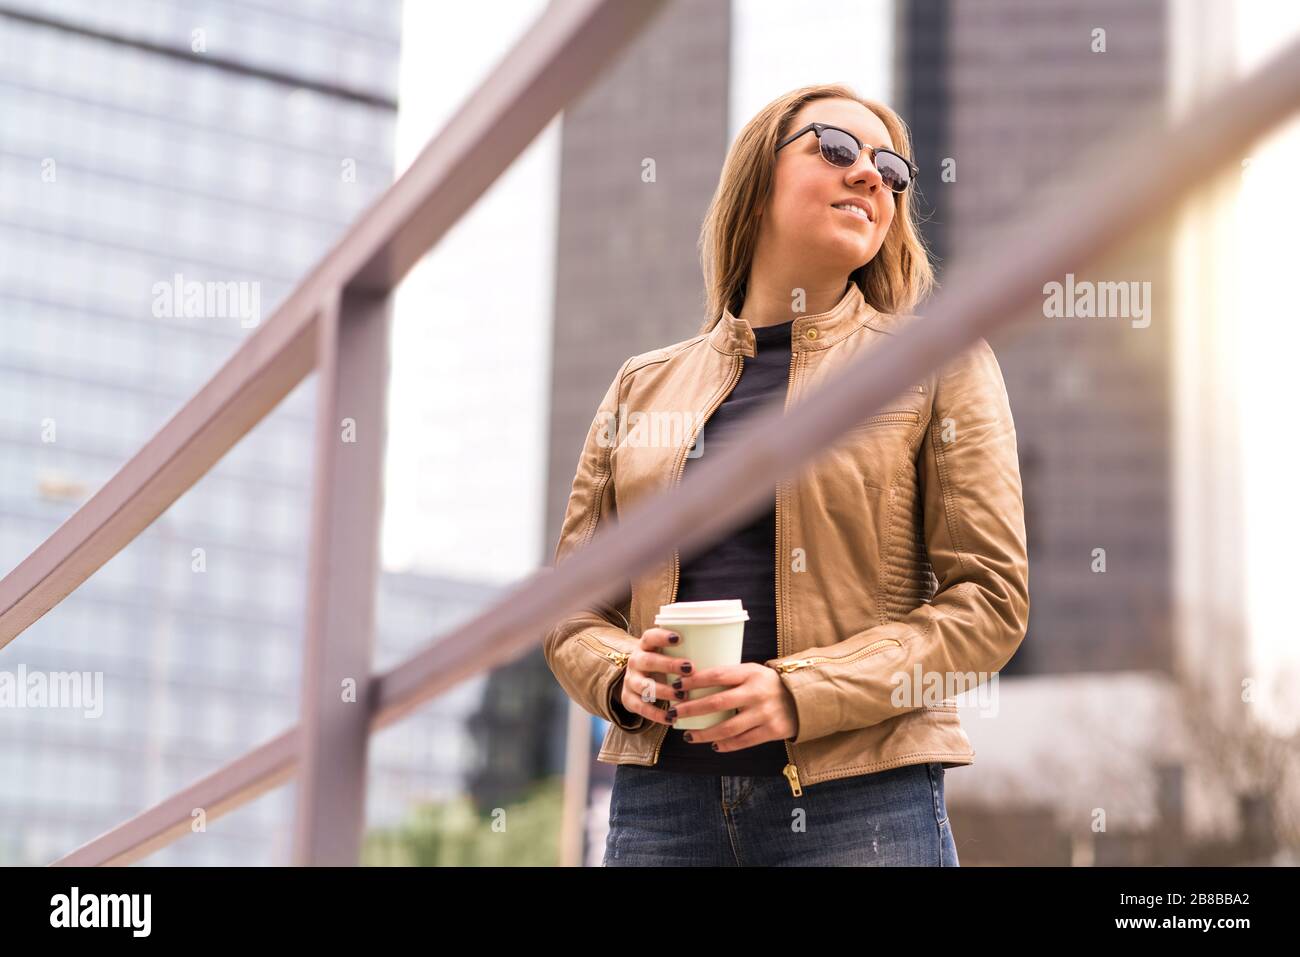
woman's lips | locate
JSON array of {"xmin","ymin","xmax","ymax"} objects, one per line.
[{"xmin": 831, "ymin": 203, "xmax": 873, "ymax": 224}]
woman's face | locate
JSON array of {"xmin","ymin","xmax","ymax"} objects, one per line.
[{"xmin": 760, "ymin": 99, "xmax": 897, "ymax": 276}]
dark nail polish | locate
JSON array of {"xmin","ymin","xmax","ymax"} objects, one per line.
[
  {"xmin": 683, "ymin": 732, "xmax": 693, "ymax": 742},
  {"xmin": 672, "ymin": 678, "xmax": 683, "ymax": 690},
  {"xmin": 681, "ymin": 663, "xmax": 693, "ymax": 674},
  {"xmin": 711, "ymin": 743, "xmax": 719, "ymax": 751},
  {"xmin": 668, "ymin": 633, "xmax": 680, "ymax": 644},
  {"xmin": 667, "ymin": 707, "xmax": 677, "ymax": 720},
  {"xmin": 674, "ymin": 690, "xmax": 685, "ymax": 699}
]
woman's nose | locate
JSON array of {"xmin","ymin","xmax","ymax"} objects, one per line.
[{"xmin": 845, "ymin": 157, "xmax": 884, "ymax": 191}]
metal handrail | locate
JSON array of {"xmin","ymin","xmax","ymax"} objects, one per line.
[
  {"xmin": 0, "ymin": 0, "xmax": 667, "ymax": 649},
  {"xmin": 16, "ymin": 7, "xmax": 1298, "ymax": 864}
]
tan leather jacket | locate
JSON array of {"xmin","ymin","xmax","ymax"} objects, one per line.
[{"xmin": 543, "ymin": 283, "xmax": 1030, "ymax": 796}]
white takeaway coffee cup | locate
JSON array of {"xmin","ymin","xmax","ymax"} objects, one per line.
[{"xmin": 654, "ymin": 599, "xmax": 749, "ymax": 730}]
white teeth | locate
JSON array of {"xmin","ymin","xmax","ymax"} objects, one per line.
[{"xmin": 832, "ymin": 203, "xmax": 870, "ymax": 221}]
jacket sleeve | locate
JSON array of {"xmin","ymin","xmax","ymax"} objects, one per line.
[
  {"xmin": 542, "ymin": 355, "xmax": 657, "ymax": 734},
  {"xmin": 765, "ymin": 336, "xmax": 1030, "ymax": 745}
]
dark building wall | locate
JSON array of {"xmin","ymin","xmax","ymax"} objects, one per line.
[{"xmin": 543, "ymin": 0, "xmax": 732, "ymax": 560}]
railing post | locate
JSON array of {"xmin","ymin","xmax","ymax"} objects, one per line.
[{"xmin": 292, "ymin": 288, "xmax": 391, "ymax": 866}]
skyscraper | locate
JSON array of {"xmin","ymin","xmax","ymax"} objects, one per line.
[{"xmin": 0, "ymin": 0, "xmax": 497, "ymax": 865}]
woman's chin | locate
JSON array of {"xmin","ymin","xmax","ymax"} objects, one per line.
[{"xmin": 816, "ymin": 236, "xmax": 878, "ymax": 268}]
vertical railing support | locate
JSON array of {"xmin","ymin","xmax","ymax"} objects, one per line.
[{"xmin": 293, "ymin": 288, "xmax": 391, "ymax": 865}]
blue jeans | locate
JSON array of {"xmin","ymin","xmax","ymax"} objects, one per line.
[{"xmin": 603, "ymin": 760, "xmax": 959, "ymax": 866}]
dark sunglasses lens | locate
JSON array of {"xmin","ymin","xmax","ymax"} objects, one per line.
[
  {"xmin": 818, "ymin": 128, "xmax": 860, "ymax": 167},
  {"xmin": 875, "ymin": 151, "xmax": 911, "ymax": 191}
]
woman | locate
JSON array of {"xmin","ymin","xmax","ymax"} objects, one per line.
[{"xmin": 544, "ymin": 84, "xmax": 1030, "ymax": 866}]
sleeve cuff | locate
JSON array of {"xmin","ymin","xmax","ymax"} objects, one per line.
[{"xmin": 606, "ymin": 673, "xmax": 651, "ymax": 733}]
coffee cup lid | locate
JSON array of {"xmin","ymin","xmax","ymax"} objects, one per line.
[{"xmin": 655, "ymin": 599, "xmax": 749, "ymax": 625}]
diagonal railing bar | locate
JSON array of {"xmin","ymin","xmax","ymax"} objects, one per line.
[
  {"xmin": 0, "ymin": 0, "xmax": 669, "ymax": 650},
  {"xmin": 350, "ymin": 0, "xmax": 671, "ymax": 291},
  {"xmin": 0, "ymin": 307, "xmax": 320, "ymax": 650},
  {"xmin": 46, "ymin": 31, "xmax": 1300, "ymax": 866},
  {"xmin": 53, "ymin": 730, "xmax": 299, "ymax": 867}
]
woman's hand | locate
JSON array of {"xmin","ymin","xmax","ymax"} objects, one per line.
[
  {"xmin": 671, "ymin": 663, "xmax": 799, "ymax": 750},
  {"xmin": 615, "ymin": 627, "xmax": 693, "ymax": 726}
]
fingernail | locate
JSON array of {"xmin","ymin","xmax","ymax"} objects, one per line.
[
  {"xmin": 681, "ymin": 662, "xmax": 693, "ymax": 674},
  {"xmin": 668, "ymin": 633, "xmax": 680, "ymax": 644},
  {"xmin": 667, "ymin": 707, "xmax": 678, "ymax": 720},
  {"xmin": 711, "ymin": 743, "xmax": 719, "ymax": 751},
  {"xmin": 674, "ymin": 690, "xmax": 685, "ymax": 699},
  {"xmin": 671, "ymin": 678, "xmax": 683, "ymax": 690},
  {"xmin": 683, "ymin": 732, "xmax": 693, "ymax": 742}
]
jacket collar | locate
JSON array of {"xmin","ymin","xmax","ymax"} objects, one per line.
[{"xmin": 708, "ymin": 281, "xmax": 885, "ymax": 356}]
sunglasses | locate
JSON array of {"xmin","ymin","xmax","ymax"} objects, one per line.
[{"xmin": 775, "ymin": 122, "xmax": 918, "ymax": 193}]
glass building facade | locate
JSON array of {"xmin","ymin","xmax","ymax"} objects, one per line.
[{"xmin": 0, "ymin": 0, "xmax": 498, "ymax": 865}]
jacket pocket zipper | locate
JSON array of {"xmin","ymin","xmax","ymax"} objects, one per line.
[
  {"xmin": 577, "ymin": 636, "xmax": 639, "ymax": 730},
  {"xmin": 849, "ymin": 410, "xmax": 920, "ymax": 431},
  {"xmin": 772, "ymin": 637, "xmax": 902, "ymax": 673},
  {"xmin": 576, "ymin": 634, "xmax": 631, "ymax": 668}
]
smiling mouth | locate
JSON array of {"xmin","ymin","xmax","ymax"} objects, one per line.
[{"xmin": 830, "ymin": 203, "xmax": 872, "ymax": 223}]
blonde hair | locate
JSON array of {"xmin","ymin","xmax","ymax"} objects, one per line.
[{"xmin": 696, "ymin": 84, "xmax": 936, "ymax": 334}]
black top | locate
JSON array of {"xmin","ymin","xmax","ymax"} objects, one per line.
[{"xmin": 648, "ymin": 318, "xmax": 794, "ymax": 776}]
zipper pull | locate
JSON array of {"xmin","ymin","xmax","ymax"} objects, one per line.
[
  {"xmin": 783, "ymin": 763, "xmax": 803, "ymax": 797},
  {"xmin": 609, "ymin": 650, "xmax": 630, "ymax": 668},
  {"xmin": 773, "ymin": 659, "xmax": 810, "ymax": 673}
]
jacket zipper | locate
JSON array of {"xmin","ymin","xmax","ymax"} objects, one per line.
[
  {"xmin": 774, "ymin": 403, "xmax": 912, "ymax": 789},
  {"xmin": 852, "ymin": 410, "xmax": 920, "ymax": 429},
  {"xmin": 770, "ymin": 636, "xmax": 902, "ymax": 673},
  {"xmin": 776, "ymin": 349, "xmax": 803, "ymax": 795},
  {"xmin": 772, "ymin": 637, "xmax": 901, "ymax": 785},
  {"xmin": 771, "ymin": 354, "xmax": 917, "ymax": 791},
  {"xmin": 577, "ymin": 636, "xmax": 642, "ymax": 732},
  {"xmin": 657, "ymin": 353, "xmax": 745, "ymax": 765},
  {"xmin": 576, "ymin": 634, "xmax": 631, "ymax": 668}
]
